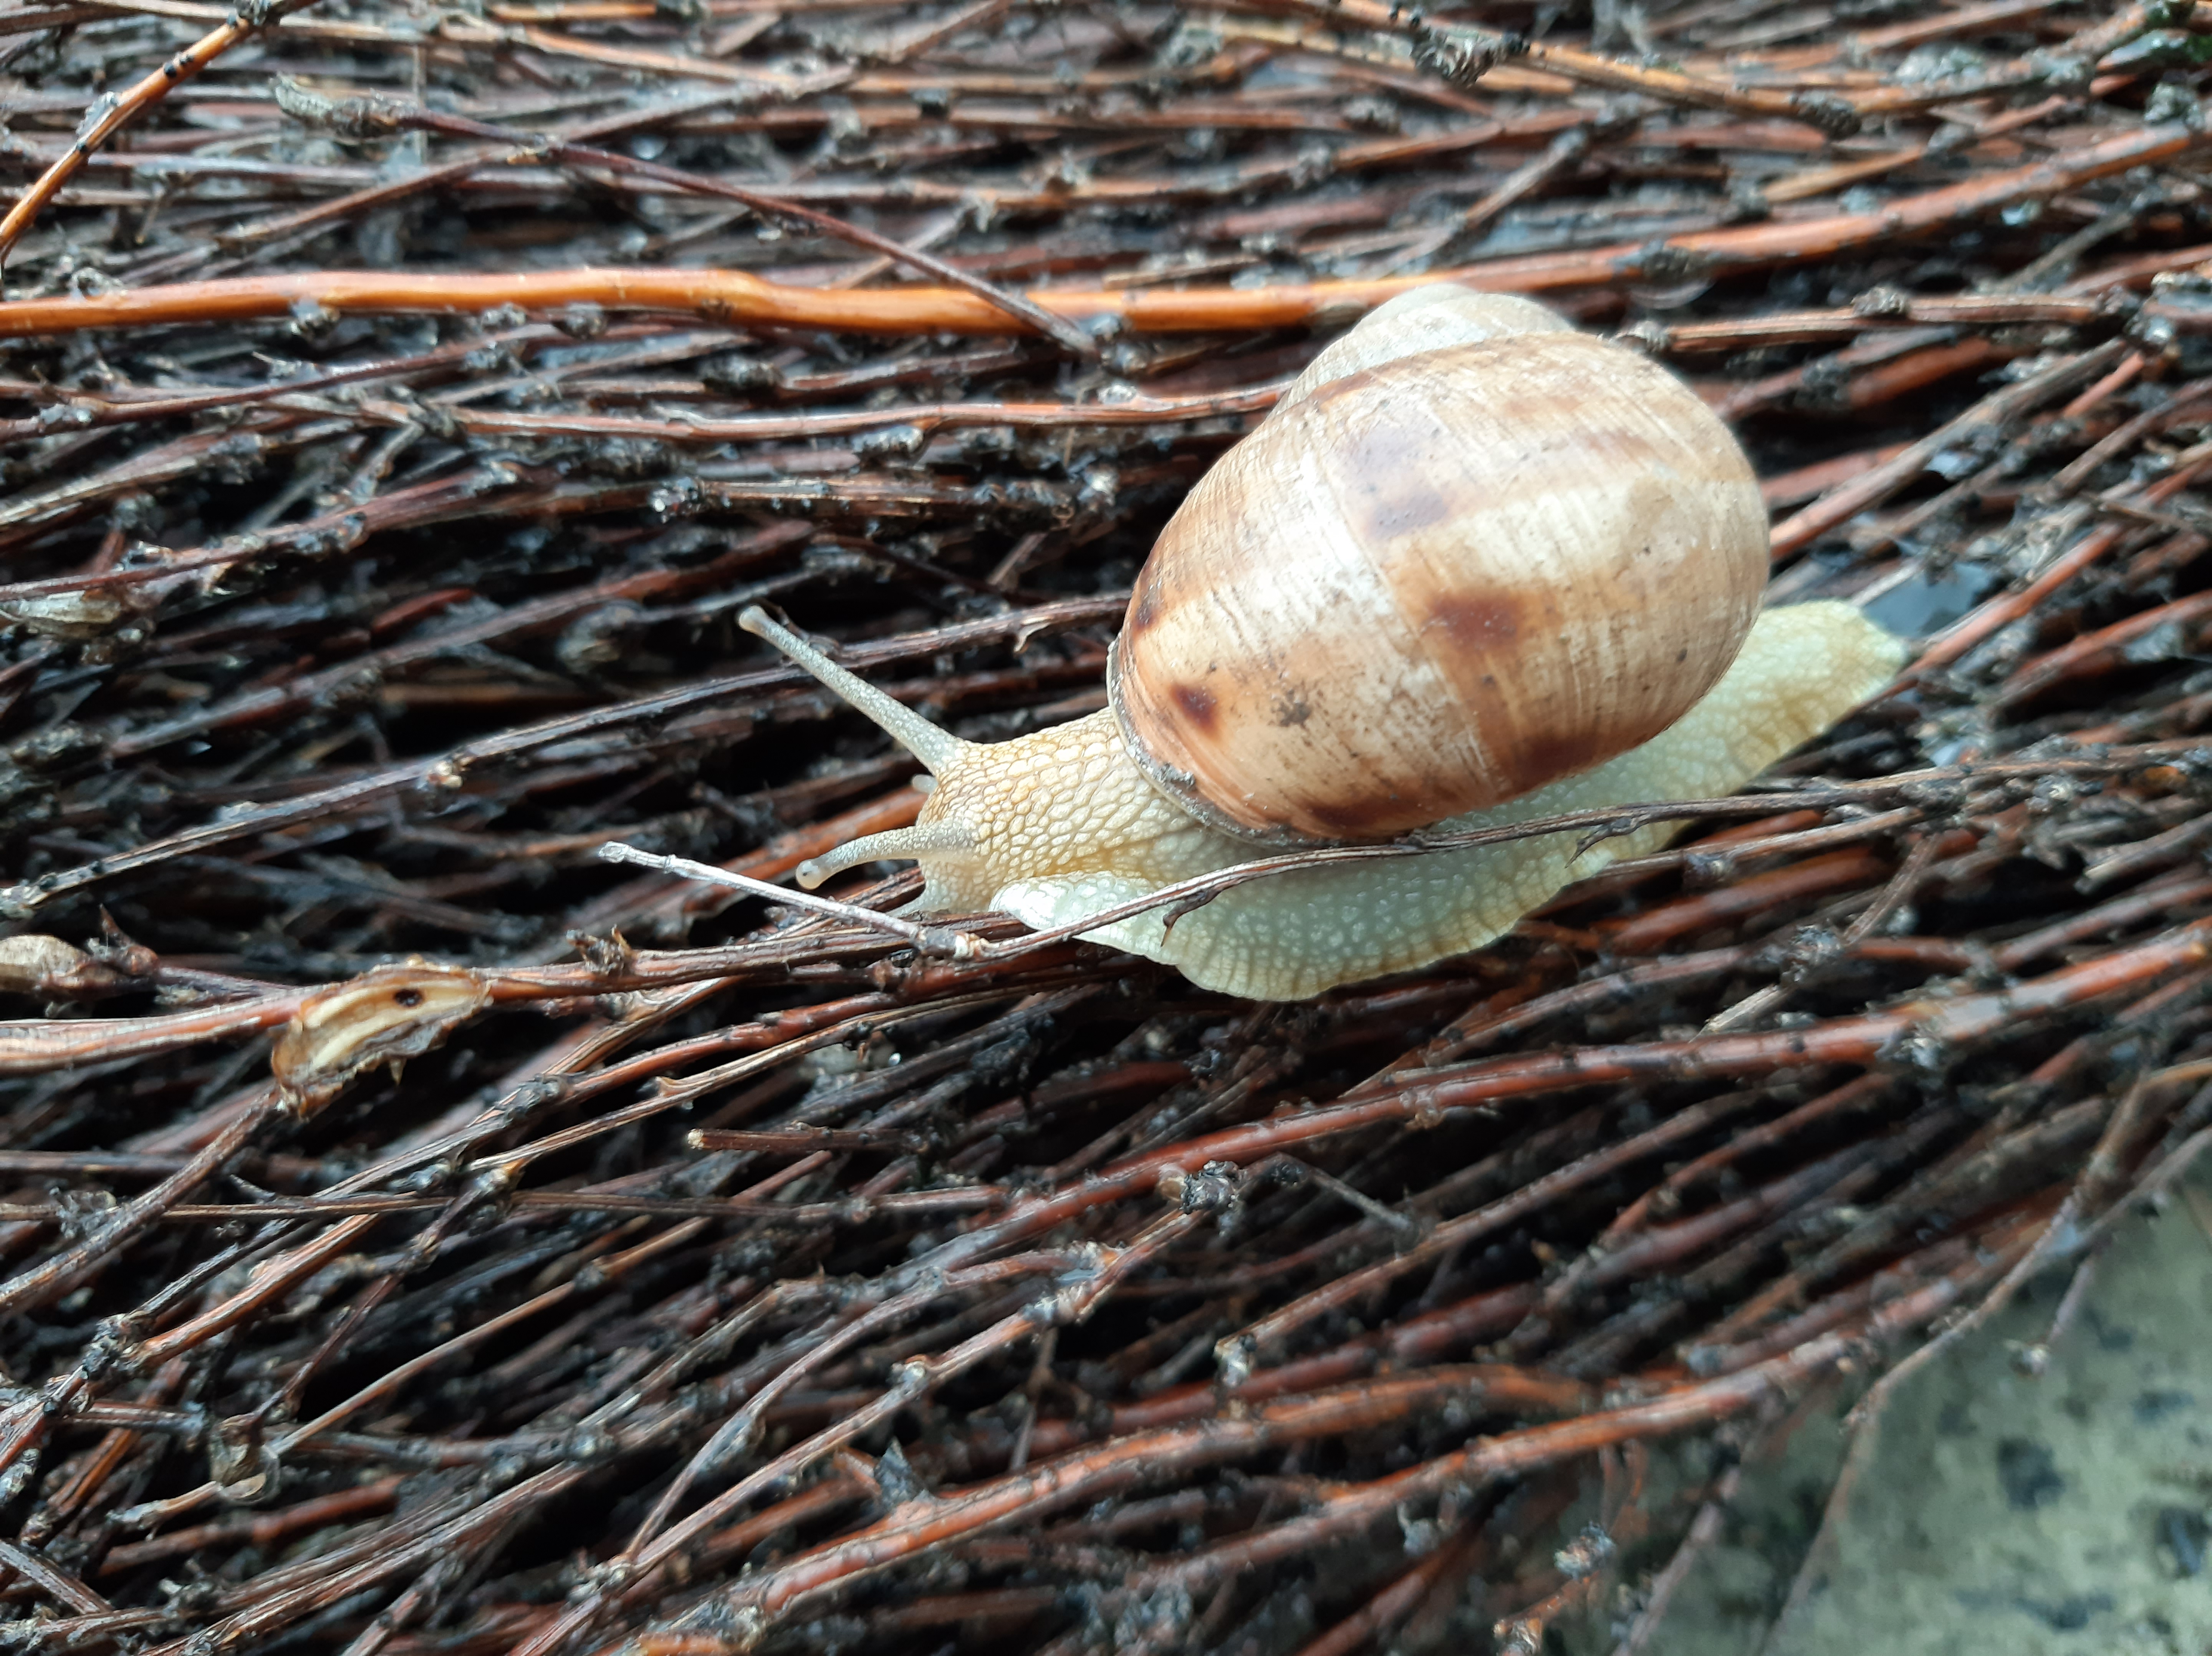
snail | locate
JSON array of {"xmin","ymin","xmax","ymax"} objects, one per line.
[{"xmin": 738, "ymin": 286, "xmax": 1904, "ymax": 1001}]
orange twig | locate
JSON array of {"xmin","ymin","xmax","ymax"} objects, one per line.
[
  {"xmin": 347, "ymin": 99, "xmax": 1102, "ymax": 360},
  {"xmin": 0, "ymin": 108, "xmax": 2195, "ymax": 339}
]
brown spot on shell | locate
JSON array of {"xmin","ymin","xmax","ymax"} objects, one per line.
[
  {"xmin": 1127, "ymin": 584, "xmax": 1162, "ymax": 634},
  {"xmin": 1296, "ymin": 797, "xmax": 1415, "ymax": 840},
  {"xmin": 1270, "ymin": 689, "xmax": 1312, "ymax": 727},
  {"xmin": 1426, "ymin": 593, "xmax": 1524, "ymax": 651},
  {"xmin": 1345, "ymin": 433, "xmax": 1455, "ymax": 543},
  {"xmin": 1505, "ymin": 728, "xmax": 1611, "ymax": 798},
  {"xmin": 1172, "ymin": 683, "xmax": 1219, "ymax": 732}
]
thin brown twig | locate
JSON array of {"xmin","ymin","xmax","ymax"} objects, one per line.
[{"xmin": 0, "ymin": 0, "xmax": 323, "ymax": 268}]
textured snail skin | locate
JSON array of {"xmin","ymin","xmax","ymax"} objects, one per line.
[
  {"xmin": 998, "ymin": 603, "xmax": 1900, "ymax": 998},
  {"xmin": 739, "ymin": 600, "xmax": 1902, "ymax": 1002}
]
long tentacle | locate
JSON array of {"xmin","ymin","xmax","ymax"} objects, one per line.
[{"xmin": 740, "ymin": 606, "xmax": 974, "ymax": 777}]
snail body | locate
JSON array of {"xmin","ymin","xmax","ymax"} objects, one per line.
[{"xmin": 740, "ymin": 288, "xmax": 1904, "ymax": 1001}]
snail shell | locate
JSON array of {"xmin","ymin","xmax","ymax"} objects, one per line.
[
  {"xmin": 736, "ymin": 286, "xmax": 1904, "ymax": 1000},
  {"xmin": 1113, "ymin": 288, "xmax": 1769, "ymax": 842}
]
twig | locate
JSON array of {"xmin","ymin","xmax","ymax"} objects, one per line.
[
  {"xmin": 0, "ymin": 0, "xmax": 324, "ymax": 269},
  {"xmin": 0, "ymin": 112, "xmax": 2199, "ymax": 340}
]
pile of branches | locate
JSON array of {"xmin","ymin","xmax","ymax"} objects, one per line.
[{"xmin": 0, "ymin": 0, "xmax": 2208, "ymax": 1649}]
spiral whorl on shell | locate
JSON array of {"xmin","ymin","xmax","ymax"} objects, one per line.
[{"xmin": 1107, "ymin": 287, "xmax": 1772, "ymax": 844}]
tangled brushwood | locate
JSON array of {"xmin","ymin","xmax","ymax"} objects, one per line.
[{"xmin": 0, "ymin": 0, "xmax": 2207, "ymax": 1650}]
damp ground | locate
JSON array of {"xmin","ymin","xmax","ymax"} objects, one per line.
[{"xmin": 1553, "ymin": 1152, "xmax": 2212, "ymax": 1655}]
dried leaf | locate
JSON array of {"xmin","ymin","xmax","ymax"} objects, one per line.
[{"xmin": 271, "ymin": 960, "xmax": 489, "ymax": 1110}]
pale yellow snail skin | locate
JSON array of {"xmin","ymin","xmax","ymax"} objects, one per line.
[{"xmin": 739, "ymin": 288, "xmax": 1905, "ymax": 1001}]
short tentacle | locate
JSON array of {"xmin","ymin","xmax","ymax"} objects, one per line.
[{"xmin": 796, "ymin": 822, "xmax": 976, "ymax": 889}]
